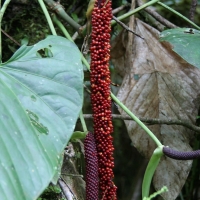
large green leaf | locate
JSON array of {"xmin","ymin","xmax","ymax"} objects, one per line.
[
  {"xmin": 160, "ymin": 28, "xmax": 200, "ymax": 68},
  {"xmin": 0, "ymin": 36, "xmax": 83, "ymax": 200}
]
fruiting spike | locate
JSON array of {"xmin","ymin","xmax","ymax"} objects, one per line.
[
  {"xmin": 90, "ymin": 0, "xmax": 117, "ymax": 199},
  {"xmin": 84, "ymin": 132, "xmax": 99, "ymax": 200}
]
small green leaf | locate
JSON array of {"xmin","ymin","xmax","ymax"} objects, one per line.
[
  {"xmin": 143, "ymin": 186, "xmax": 168, "ymax": 200},
  {"xmin": 160, "ymin": 28, "xmax": 200, "ymax": 68},
  {"xmin": 70, "ymin": 131, "xmax": 87, "ymax": 140},
  {"xmin": 71, "ymin": 13, "xmax": 79, "ymax": 22},
  {"xmin": 21, "ymin": 37, "xmax": 29, "ymax": 46}
]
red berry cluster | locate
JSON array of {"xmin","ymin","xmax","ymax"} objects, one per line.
[
  {"xmin": 84, "ymin": 132, "xmax": 99, "ymax": 200},
  {"xmin": 90, "ymin": 0, "xmax": 117, "ymax": 199}
]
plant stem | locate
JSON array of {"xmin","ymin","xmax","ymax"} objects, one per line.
[
  {"xmin": 52, "ymin": 14, "xmax": 72, "ymax": 40},
  {"xmin": 136, "ymin": 0, "xmax": 177, "ymax": 29},
  {"xmin": 110, "ymin": 93, "xmax": 162, "ymax": 147},
  {"xmin": 38, "ymin": 0, "xmax": 57, "ymax": 35},
  {"xmin": 83, "ymin": 114, "xmax": 200, "ymax": 133},
  {"xmin": 79, "ymin": 110, "xmax": 88, "ymax": 132},
  {"xmin": 52, "ymin": 15, "xmax": 88, "ymax": 133},
  {"xmin": 44, "ymin": 0, "xmax": 81, "ymax": 32},
  {"xmin": 142, "ymin": 146, "xmax": 163, "ymax": 198},
  {"xmin": 111, "ymin": 0, "xmax": 200, "ymax": 30},
  {"xmin": 111, "ymin": 0, "xmax": 159, "ymax": 25},
  {"xmin": 143, "ymin": 186, "xmax": 168, "ymax": 200},
  {"xmin": 157, "ymin": 2, "xmax": 200, "ymax": 30},
  {"xmin": 0, "ymin": 0, "xmax": 11, "ymax": 62},
  {"xmin": 52, "ymin": 14, "xmax": 90, "ymax": 68},
  {"xmin": 53, "ymin": 15, "xmax": 163, "ymax": 148}
]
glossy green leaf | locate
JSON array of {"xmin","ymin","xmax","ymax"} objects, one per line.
[
  {"xmin": 0, "ymin": 36, "xmax": 83, "ymax": 200},
  {"xmin": 160, "ymin": 28, "xmax": 200, "ymax": 68}
]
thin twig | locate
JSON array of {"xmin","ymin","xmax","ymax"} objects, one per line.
[
  {"xmin": 1, "ymin": 29, "xmax": 20, "ymax": 46},
  {"xmin": 136, "ymin": 0, "xmax": 177, "ymax": 29},
  {"xmin": 72, "ymin": 4, "xmax": 131, "ymax": 41},
  {"xmin": 83, "ymin": 84, "xmax": 91, "ymax": 94},
  {"xmin": 58, "ymin": 178, "xmax": 77, "ymax": 200},
  {"xmin": 113, "ymin": 15, "xmax": 144, "ymax": 39},
  {"xmin": 157, "ymin": 1, "xmax": 200, "ymax": 30},
  {"xmin": 83, "ymin": 114, "xmax": 200, "ymax": 133},
  {"xmin": 111, "ymin": 0, "xmax": 160, "ymax": 25},
  {"xmin": 189, "ymin": 0, "xmax": 197, "ymax": 22},
  {"xmin": 112, "ymin": 4, "xmax": 130, "ymax": 15}
]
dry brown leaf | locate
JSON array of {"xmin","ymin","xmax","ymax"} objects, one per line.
[
  {"xmin": 111, "ymin": 18, "xmax": 200, "ymax": 200},
  {"xmin": 61, "ymin": 143, "xmax": 85, "ymax": 199}
]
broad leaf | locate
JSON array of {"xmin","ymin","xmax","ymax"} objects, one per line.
[
  {"xmin": 160, "ymin": 28, "xmax": 200, "ymax": 68},
  {"xmin": 111, "ymin": 19, "xmax": 200, "ymax": 200},
  {"xmin": 0, "ymin": 36, "xmax": 83, "ymax": 200}
]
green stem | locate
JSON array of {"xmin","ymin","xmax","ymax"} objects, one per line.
[
  {"xmin": 157, "ymin": 2, "xmax": 200, "ymax": 30},
  {"xmin": 110, "ymin": 93, "xmax": 162, "ymax": 147},
  {"xmin": 111, "ymin": 0, "xmax": 159, "ymax": 25},
  {"xmin": 110, "ymin": 1, "xmax": 200, "ymax": 30},
  {"xmin": 0, "ymin": 0, "xmax": 11, "ymax": 62},
  {"xmin": 44, "ymin": 0, "xmax": 81, "ymax": 31},
  {"xmin": 142, "ymin": 146, "xmax": 163, "ymax": 198},
  {"xmin": 53, "ymin": 15, "xmax": 162, "ymax": 147},
  {"xmin": 52, "ymin": 15, "xmax": 88, "ymax": 133},
  {"xmin": 38, "ymin": 0, "xmax": 57, "ymax": 35},
  {"xmin": 143, "ymin": 186, "xmax": 168, "ymax": 200},
  {"xmin": 79, "ymin": 110, "xmax": 88, "ymax": 132},
  {"xmin": 52, "ymin": 14, "xmax": 72, "ymax": 41}
]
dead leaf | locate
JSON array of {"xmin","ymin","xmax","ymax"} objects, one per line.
[
  {"xmin": 111, "ymin": 18, "xmax": 200, "ymax": 200},
  {"xmin": 61, "ymin": 143, "xmax": 85, "ymax": 199}
]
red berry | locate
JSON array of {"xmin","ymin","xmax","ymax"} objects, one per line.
[{"xmin": 89, "ymin": 0, "xmax": 117, "ymax": 199}]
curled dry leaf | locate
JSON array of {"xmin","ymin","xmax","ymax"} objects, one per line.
[{"xmin": 111, "ymin": 18, "xmax": 200, "ymax": 200}]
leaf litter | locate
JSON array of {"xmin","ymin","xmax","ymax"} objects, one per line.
[{"xmin": 111, "ymin": 18, "xmax": 200, "ymax": 200}]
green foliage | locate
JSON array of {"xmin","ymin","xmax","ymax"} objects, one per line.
[
  {"xmin": 70, "ymin": 131, "xmax": 87, "ymax": 141},
  {"xmin": 142, "ymin": 147, "xmax": 163, "ymax": 198},
  {"xmin": 0, "ymin": 36, "xmax": 83, "ymax": 200},
  {"xmin": 1, "ymin": 0, "xmax": 200, "ymax": 199},
  {"xmin": 143, "ymin": 186, "xmax": 168, "ymax": 200},
  {"xmin": 156, "ymin": 0, "xmax": 200, "ymax": 27},
  {"xmin": 38, "ymin": 184, "xmax": 63, "ymax": 200},
  {"xmin": 160, "ymin": 28, "xmax": 200, "ymax": 68},
  {"xmin": 1, "ymin": 2, "xmax": 52, "ymax": 61}
]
